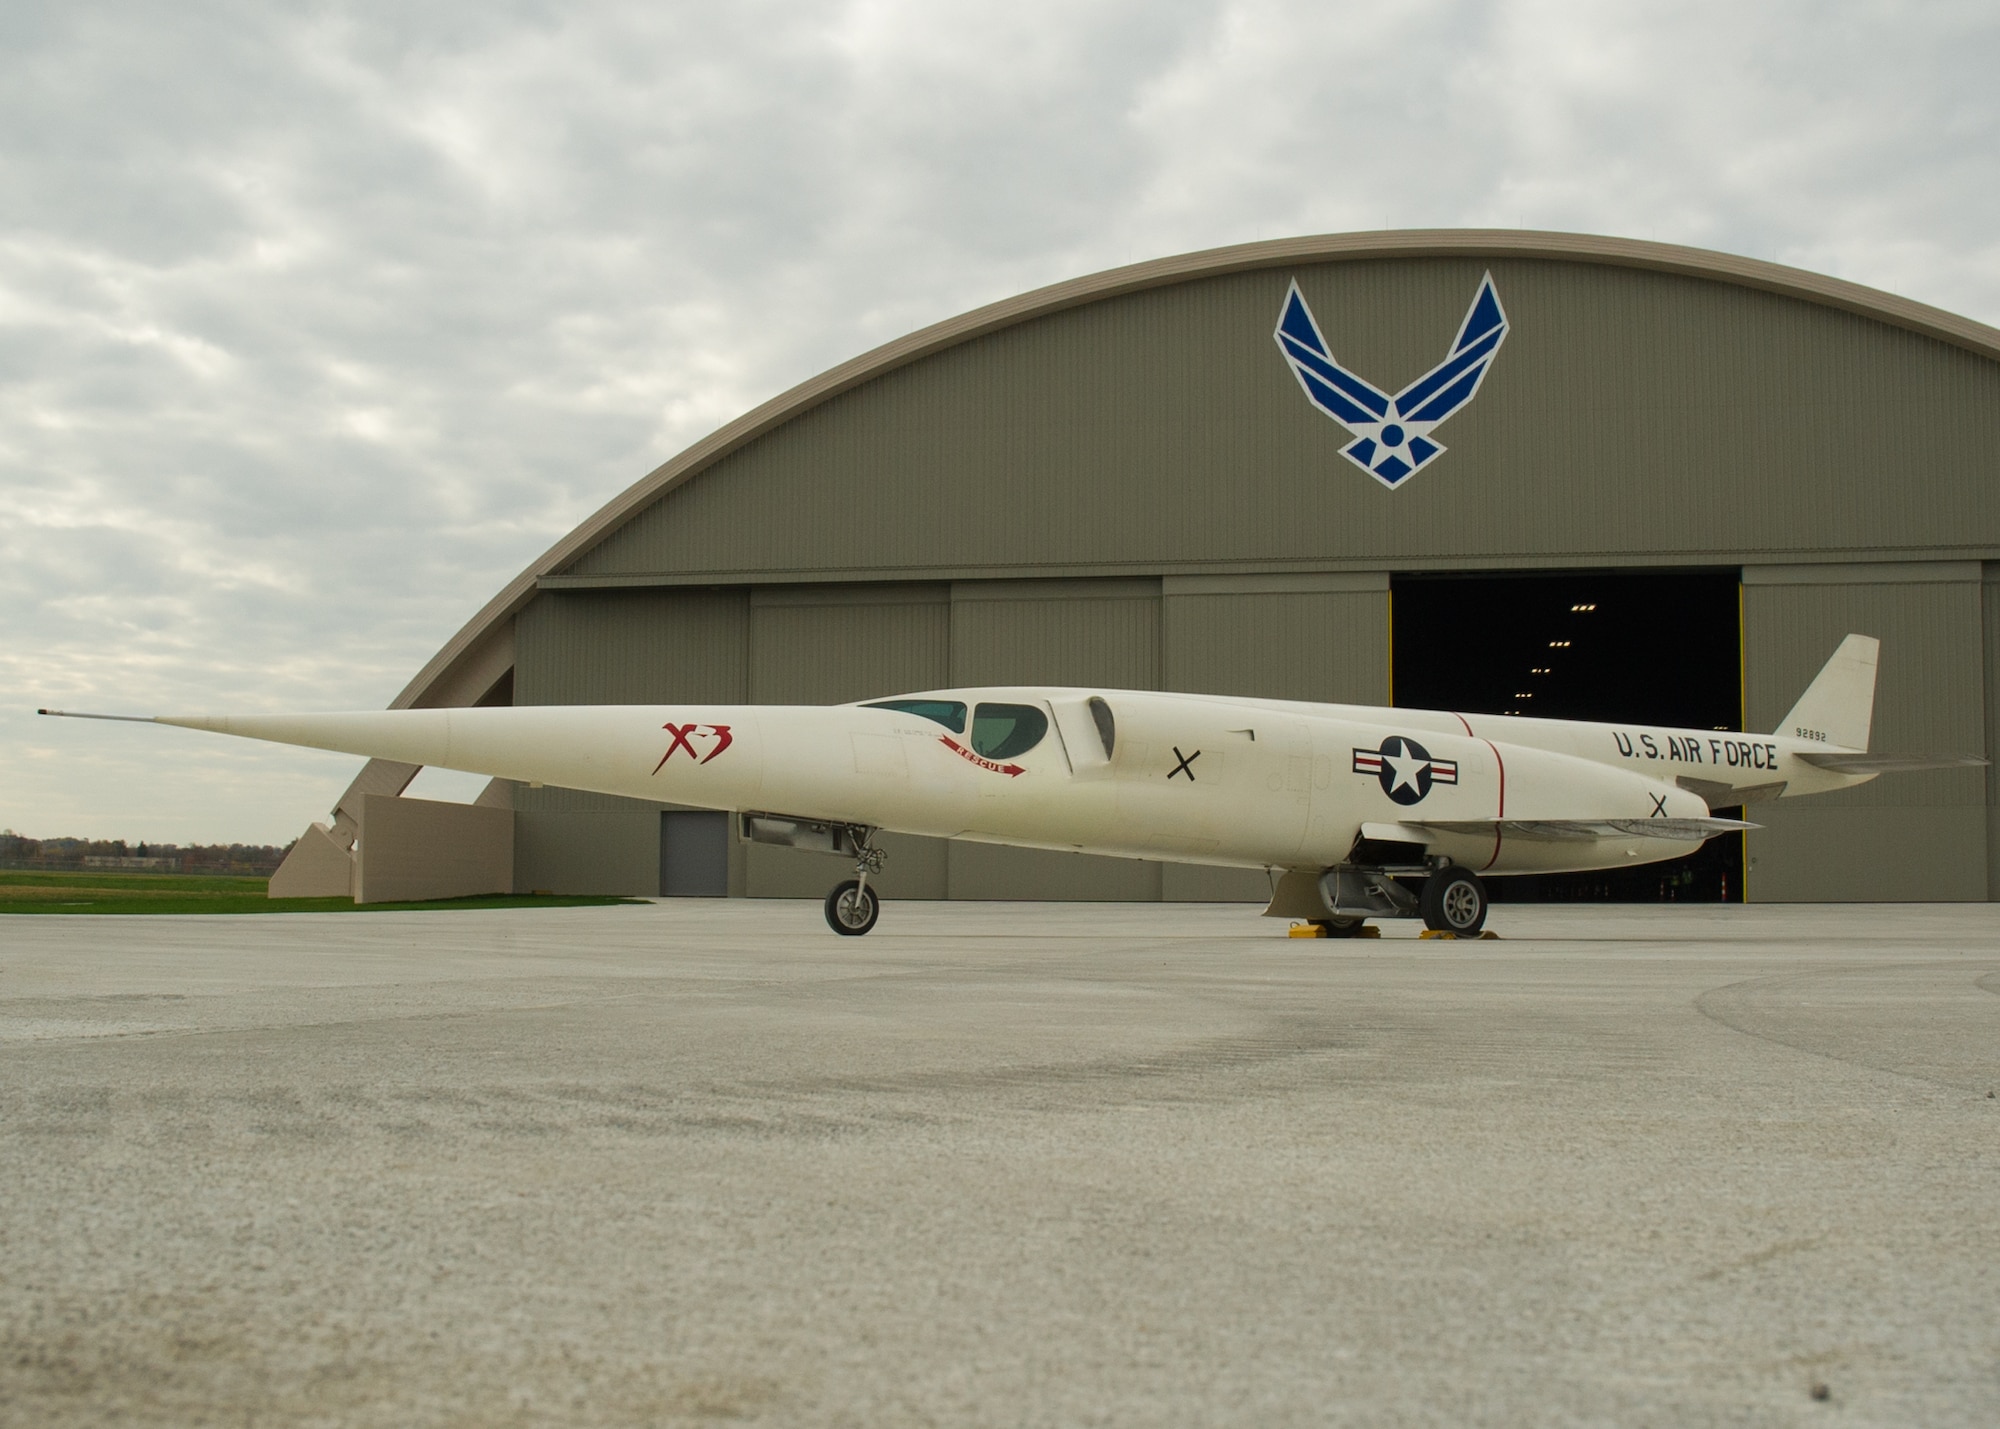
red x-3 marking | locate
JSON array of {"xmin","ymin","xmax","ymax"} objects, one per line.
[
  {"xmin": 652, "ymin": 722, "xmax": 733, "ymax": 774},
  {"xmin": 941, "ymin": 735, "xmax": 1025, "ymax": 777}
]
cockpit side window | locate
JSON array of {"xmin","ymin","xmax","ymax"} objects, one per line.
[
  {"xmin": 1087, "ymin": 696, "xmax": 1115, "ymax": 758},
  {"xmin": 862, "ymin": 699, "xmax": 966, "ymax": 733},
  {"xmin": 970, "ymin": 703, "xmax": 1048, "ymax": 760}
]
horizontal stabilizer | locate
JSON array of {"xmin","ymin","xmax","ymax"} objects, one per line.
[
  {"xmin": 1795, "ymin": 751, "xmax": 1987, "ymax": 774},
  {"xmin": 1410, "ymin": 817, "xmax": 1756, "ymax": 843}
]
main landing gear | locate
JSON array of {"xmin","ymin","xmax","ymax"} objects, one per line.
[
  {"xmin": 823, "ymin": 838, "xmax": 887, "ymax": 936},
  {"xmin": 1418, "ymin": 865, "xmax": 1488, "ymax": 936},
  {"xmin": 1268, "ymin": 859, "xmax": 1490, "ymax": 937}
]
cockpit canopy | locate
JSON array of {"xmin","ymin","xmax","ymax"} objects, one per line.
[
  {"xmin": 968, "ymin": 703, "xmax": 1047, "ymax": 760},
  {"xmin": 862, "ymin": 697, "xmax": 1051, "ymax": 760},
  {"xmin": 861, "ymin": 698, "xmax": 966, "ymax": 733}
]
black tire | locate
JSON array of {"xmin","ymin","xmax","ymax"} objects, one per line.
[
  {"xmin": 824, "ymin": 879, "xmax": 880, "ymax": 936},
  {"xmin": 1420, "ymin": 865, "xmax": 1487, "ymax": 935}
]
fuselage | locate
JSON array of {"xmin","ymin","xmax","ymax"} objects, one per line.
[{"xmin": 164, "ymin": 687, "xmax": 1873, "ymax": 878}]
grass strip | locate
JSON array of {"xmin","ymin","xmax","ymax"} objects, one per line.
[
  {"xmin": 0, "ymin": 871, "xmax": 273, "ymax": 893},
  {"xmin": 0, "ymin": 872, "xmax": 643, "ymax": 915}
]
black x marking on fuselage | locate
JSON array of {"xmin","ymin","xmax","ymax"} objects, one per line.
[
  {"xmin": 1169, "ymin": 747, "xmax": 1200, "ymax": 781},
  {"xmin": 1649, "ymin": 793, "xmax": 1668, "ymax": 817}
]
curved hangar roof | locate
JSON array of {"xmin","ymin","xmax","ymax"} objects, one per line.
[{"xmin": 394, "ymin": 227, "xmax": 2000, "ymax": 716}]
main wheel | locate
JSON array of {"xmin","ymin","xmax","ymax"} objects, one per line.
[
  {"xmin": 1420, "ymin": 865, "xmax": 1487, "ymax": 935},
  {"xmin": 824, "ymin": 879, "xmax": 880, "ymax": 936},
  {"xmin": 1310, "ymin": 917, "xmax": 1369, "ymax": 939}
]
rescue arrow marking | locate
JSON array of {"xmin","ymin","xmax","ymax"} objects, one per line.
[{"xmin": 941, "ymin": 735, "xmax": 1025, "ymax": 777}]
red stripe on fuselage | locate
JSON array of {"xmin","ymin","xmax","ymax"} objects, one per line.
[{"xmin": 1481, "ymin": 737, "xmax": 1505, "ymax": 871}]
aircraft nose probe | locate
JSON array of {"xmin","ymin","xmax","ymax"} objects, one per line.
[{"xmin": 37, "ymin": 709, "xmax": 159, "ymax": 723}]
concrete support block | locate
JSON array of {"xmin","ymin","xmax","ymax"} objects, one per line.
[
  {"xmin": 267, "ymin": 823, "xmax": 355, "ymax": 899},
  {"xmin": 355, "ymin": 794, "xmax": 514, "ymax": 905}
]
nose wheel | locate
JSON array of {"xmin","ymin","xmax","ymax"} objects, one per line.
[
  {"xmin": 824, "ymin": 839, "xmax": 887, "ymax": 935},
  {"xmin": 824, "ymin": 879, "xmax": 880, "ymax": 935}
]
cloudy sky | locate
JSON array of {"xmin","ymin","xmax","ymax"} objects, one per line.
[{"xmin": 5, "ymin": 0, "xmax": 1998, "ymax": 844}]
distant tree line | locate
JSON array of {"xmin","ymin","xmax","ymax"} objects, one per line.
[{"xmin": 0, "ymin": 830, "xmax": 293, "ymax": 876}]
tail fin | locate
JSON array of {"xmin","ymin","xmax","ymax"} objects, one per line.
[{"xmin": 1774, "ymin": 634, "xmax": 1878, "ymax": 750}]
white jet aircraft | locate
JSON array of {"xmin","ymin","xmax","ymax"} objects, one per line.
[{"xmin": 40, "ymin": 634, "xmax": 1980, "ymax": 936}]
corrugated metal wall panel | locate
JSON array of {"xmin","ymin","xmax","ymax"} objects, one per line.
[
  {"xmin": 1983, "ymin": 568, "xmax": 2000, "ymax": 900},
  {"xmin": 1161, "ymin": 862, "xmax": 1273, "ymax": 903},
  {"xmin": 1743, "ymin": 569, "xmax": 1987, "ymax": 900},
  {"xmin": 1163, "ymin": 582, "xmax": 1391, "ymax": 705},
  {"xmin": 511, "ymin": 785, "xmax": 687, "ymax": 898},
  {"xmin": 748, "ymin": 585, "xmax": 950, "ymax": 703},
  {"xmin": 566, "ymin": 258, "xmax": 2000, "ymax": 584},
  {"xmin": 949, "ymin": 579, "xmax": 1162, "ymax": 689},
  {"xmin": 948, "ymin": 843, "xmax": 1164, "ymax": 902},
  {"xmin": 515, "ymin": 588, "xmax": 749, "ymax": 705}
]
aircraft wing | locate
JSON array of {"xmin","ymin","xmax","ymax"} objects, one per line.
[
  {"xmin": 1407, "ymin": 816, "xmax": 1757, "ymax": 843},
  {"xmin": 1676, "ymin": 775, "xmax": 1787, "ymax": 806},
  {"xmin": 1794, "ymin": 751, "xmax": 1987, "ymax": 774}
]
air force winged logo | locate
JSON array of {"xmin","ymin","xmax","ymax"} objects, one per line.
[{"xmin": 1274, "ymin": 274, "xmax": 1509, "ymax": 489}]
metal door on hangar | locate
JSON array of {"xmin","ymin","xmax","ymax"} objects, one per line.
[
  {"xmin": 1390, "ymin": 569, "xmax": 1745, "ymax": 902},
  {"xmin": 659, "ymin": 811, "xmax": 729, "ymax": 897}
]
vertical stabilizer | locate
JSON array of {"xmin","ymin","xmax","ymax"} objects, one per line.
[{"xmin": 1774, "ymin": 634, "xmax": 1878, "ymax": 750}]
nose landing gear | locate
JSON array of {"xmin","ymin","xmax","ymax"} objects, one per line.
[
  {"xmin": 824, "ymin": 880, "xmax": 879, "ymax": 935},
  {"xmin": 823, "ymin": 839, "xmax": 887, "ymax": 935}
]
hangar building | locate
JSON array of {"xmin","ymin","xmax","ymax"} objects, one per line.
[{"xmin": 272, "ymin": 231, "xmax": 2000, "ymax": 906}]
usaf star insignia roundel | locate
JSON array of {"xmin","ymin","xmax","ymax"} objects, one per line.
[{"xmin": 1352, "ymin": 736, "xmax": 1459, "ymax": 806}]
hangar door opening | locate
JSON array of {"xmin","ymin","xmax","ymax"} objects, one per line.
[{"xmin": 1392, "ymin": 570, "xmax": 1744, "ymax": 902}]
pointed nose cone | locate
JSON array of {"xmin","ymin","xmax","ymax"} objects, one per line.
[{"xmin": 155, "ymin": 710, "xmax": 456, "ymax": 767}]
